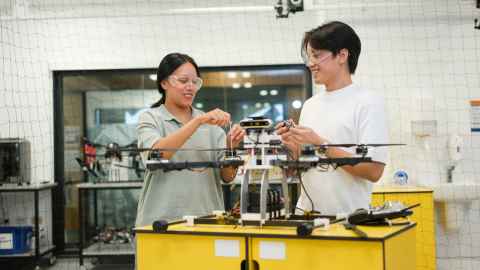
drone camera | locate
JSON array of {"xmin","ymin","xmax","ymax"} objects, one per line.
[
  {"xmin": 239, "ymin": 117, "xmax": 273, "ymax": 129},
  {"xmin": 288, "ymin": 0, "xmax": 304, "ymax": 13},
  {"xmin": 274, "ymin": 0, "xmax": 304, "ymax": 18}
]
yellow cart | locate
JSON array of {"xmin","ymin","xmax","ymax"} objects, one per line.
[{"xmin": 135, "ymin": 221, "xmax": 416, "ymax": 270}]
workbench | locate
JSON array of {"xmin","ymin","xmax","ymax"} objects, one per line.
[{"xmin": 135, "ymin": 220, "xmax": 416, "ymax": 270}]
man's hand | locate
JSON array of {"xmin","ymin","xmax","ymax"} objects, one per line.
[
  {"xmin": 275, "ymin": 120, "xmax": 300, "ymax": 158},
  {"xmin": 279, "ymin": 125, "xmax": 327, "ymax": 146}
]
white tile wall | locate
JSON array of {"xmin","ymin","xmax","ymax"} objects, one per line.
[{"xmin": 1, "ymin": 0, "xmax": 480, "ymax": 267}]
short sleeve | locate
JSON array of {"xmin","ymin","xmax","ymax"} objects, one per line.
[
  {"xmin": 137, "ymin": 110, "xmax": 165, "ymax": 161},
  {"xmin": 357, "ymin": 95, "xmax": 389, "ymax": 164}
]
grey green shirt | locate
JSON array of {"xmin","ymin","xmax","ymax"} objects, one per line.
[{"xmin": 135, "ymin": 105, "xmax": 226, "ymax": 227}]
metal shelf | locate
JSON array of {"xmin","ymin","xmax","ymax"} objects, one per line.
[
  {"xmin": 82, "ymin": 242, "xmax": 134, "ymax": 256},
  {"xmin": 0, "ymin": 245, "xmax": 56, "ymax": 258},
  {"xmin": 78, "ymin": 182, "xmax": 141, "ymax": 266},
  {"xmin": 77, "ymin": 181, "xmax": 143, "ymax": 190},
  {"xmin": 0, "ymin": 183, "xmax": 57, "ymax": 269},
  {"xmin": 0, "ymin": 182, "xmax": 57, "ymax": 192}
]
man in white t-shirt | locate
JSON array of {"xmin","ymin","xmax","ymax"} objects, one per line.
[{"xmin": 276, "ymin": 21, "xmax": 388, "ymax": 216}]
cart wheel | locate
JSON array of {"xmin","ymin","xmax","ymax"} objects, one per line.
[{"xmin": 49, "ymin": 255, "xmax": 57, "ymax": 265}]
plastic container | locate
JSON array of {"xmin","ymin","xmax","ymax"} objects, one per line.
[
  {"xmin": 393, "ymin": 170, "xmax": 409, "ymax": 185},
  {"xmin": 0, "ymin": 226, "xmax": 33, "ymax": 255}
]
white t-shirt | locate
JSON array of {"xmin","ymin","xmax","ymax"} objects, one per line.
[{"xmin": 297, "ymin": 83, "xmax": 388, "ymax": 215}]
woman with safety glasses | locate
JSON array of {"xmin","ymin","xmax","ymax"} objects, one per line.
[{"xmin": 135, "ymin": 53, "xmax": 245, "ymax": 227}]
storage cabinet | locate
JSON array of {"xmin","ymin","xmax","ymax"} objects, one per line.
[
  {"xmin": 137, "ymin": 233, "xmax": 247, "ymax": 269},
  {"xmin": 372, "ymin": 186, "xmax": 435, "ymax": 270},
  {"xmin": 136, "ymin": 222, "xmax": 416, "ymax": 270}
]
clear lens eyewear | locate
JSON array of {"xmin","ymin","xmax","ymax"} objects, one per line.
[
  {"xmin": 168, "ymin": 75, "xmax": 203, "ymax": 90},
  {"xmin": 302, "ymin": 52, "xmax": 332, "ymax": 65}
]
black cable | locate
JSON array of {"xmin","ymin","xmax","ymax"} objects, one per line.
[
  {"xmin": 295, "ymin": 206, "xmax": 307, "ymax": 214},
  {"xmin": 279, "ymin": 143, "xmax": 317, "ymax": 214},
  {"xmin": 297, "ymin": 164, "xmax": 317, "ymax": 214}
]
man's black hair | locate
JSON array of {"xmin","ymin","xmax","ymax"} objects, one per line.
[{"xmin": 302, "ymin": 21, "xmax": 361, "ymax": 74}]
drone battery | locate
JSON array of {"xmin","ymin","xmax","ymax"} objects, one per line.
[{"xmin": 247, "ymin": 191, "xmax": 260, "ymax": 213}]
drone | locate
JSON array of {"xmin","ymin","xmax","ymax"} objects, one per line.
[
  {"xmin": 75, "ymin": 138, "xmax": 145, "ymax": 182},
  {"xmin": 142, "ymin": 116, "xmax": 404, "ymax": 230},
  {"xmin": 74, "ymin": 116, "xmax": 405, "ymax": 232}
]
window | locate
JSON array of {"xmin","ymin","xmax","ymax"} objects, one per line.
[{"xmin": 54, "ymin": 64, "xmax": 311, "ymax": 247}]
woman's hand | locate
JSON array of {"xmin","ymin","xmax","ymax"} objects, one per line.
[
  {"xmin": 196, "ymin": 108, "xmax": 231, "ymax": 127},
  {"xmin": 226, "ymin": 124, "xmax": 245, "ymax": 148}
]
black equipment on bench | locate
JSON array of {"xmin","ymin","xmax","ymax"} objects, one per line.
[{"xmin": 347, "ymin": 202, "xmax": 420, "ymax": 226}]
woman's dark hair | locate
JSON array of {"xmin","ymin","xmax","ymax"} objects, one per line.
[
  {"xmin": 301, "ymin": 21, "xmax": 361, "ymax": 74},
  {"xmin": 151, "ymin": 53, "xmax": 201, "ymax": 108}
]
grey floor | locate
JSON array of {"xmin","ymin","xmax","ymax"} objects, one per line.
[
  {"xmin": 9, "ymin": 257, "xmax": 134, "ymax": 270},
  {"xmin": 47, "ymin": 258, "xmax": 133, "ymax": 270}
]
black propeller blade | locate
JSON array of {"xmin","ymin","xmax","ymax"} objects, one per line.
[{"xmin": 315, "ymin": 143, "xmax": 405, "ymax": 148}]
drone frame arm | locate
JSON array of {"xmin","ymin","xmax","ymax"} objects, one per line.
[{"xmin": 325, "ymin": 146, "xmax": 385, "ymax": 182}]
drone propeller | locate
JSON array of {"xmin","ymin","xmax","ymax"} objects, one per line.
[
  {"xmin": 315, "ymin": 143, "xmax": 405, "ymax": 148},
  {"xmin": 82, "ymin": 137, "xmax": 138, "ymax": 150},
  {"xmin": 308, "ymin": 143, "xmax": 405, "ymax": 157},
  {"xmin": 109, "ymin": 147, "xmax": 250, "ymax": 153}
]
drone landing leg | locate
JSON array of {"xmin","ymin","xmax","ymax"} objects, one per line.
[
  {"xmin": 259, "ymin": 169, "xmax": 269, "ymax": 225},
  {"xmin": 281, "ymin": 169, "xmax": 291, "ymax": 218},
  {"xmin": 239, "ymin": 169, "xmax": 251, "ymax": 224}
]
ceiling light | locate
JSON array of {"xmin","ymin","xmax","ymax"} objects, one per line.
[
  {"xmin": 232, "ymin": 83, "xmax": 241, "ymax": 89},
  {"xmin": 255, "ymin": 103, "xmax": 262, "ymax": 108},
  {"xmin": 270, "ymin": 89, "xmax": 278, "ymax": 96},
  {"xmin": 195, "ymin": 103, "xmax": 203, "ymax": 109},
  {"xmin": 227, "ymin": 72, "xmax": 237, "ymax": 79},
  {"xmin": 149, "ymin": 74, "xmax": 157, "ymax": 80},
  {"xmin": 241, "ymin": 72, "xmax": 251, "ymax": 78},
  {"xmin": 244, "ymin": 82, "xmax": 252, "ymax": 88},
  {"xmin": 259, "ymin": 90, "xmax": 268, "ymax": 96},
  {"xmin": 292, "ymin": 100, "xmax": 302, "ymax": 109},
  {"xmin": 242, "ymin": 104, "xmax": 248, "ymax": 110}
]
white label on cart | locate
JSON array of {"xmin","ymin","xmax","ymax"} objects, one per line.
[
  {"xmin": 259, "ymin": 241, "xmax": 286, "ymax": 260},
  {"xmin": 0, "ymin": 233, "xmax": 13, "ymax": 249},
  {"xmin": 214, "ymin": 239, "xmax": 240, "ymax": 257}
]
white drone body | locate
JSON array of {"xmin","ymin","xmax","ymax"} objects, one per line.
[
  {"xmin": 239, "ymin": 117, "xmax": 282, "ymax": 170},
  {"xmin": 238, "ymin": 117, "xmax": 290, "ymax": 224}
]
